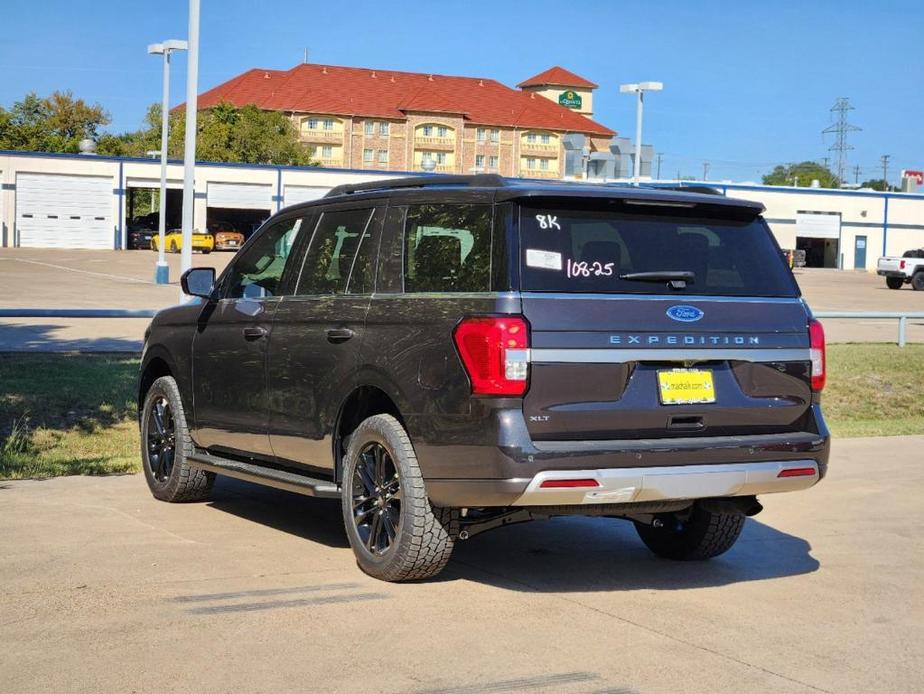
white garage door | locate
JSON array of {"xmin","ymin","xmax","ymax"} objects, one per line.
[
  {"xmin": 16, "ymin": 173, "xmax": 114, "ymax": 249},
  {"xmin": 283, "ymin": 185, "xmax": 330, "ymax": 207},
  {"xmin": 796, "ymin": 211, "xmax": 841, "ymax": 239},
  {"xmin": 207, "ymin": 182, "xmax": 273, "ymax": 210}
]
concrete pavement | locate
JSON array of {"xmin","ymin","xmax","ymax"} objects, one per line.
[{"xmin": 1, "ymin": 435, "xmax": 921, "ymax": 693}]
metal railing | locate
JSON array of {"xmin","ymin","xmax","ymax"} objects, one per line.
[
  {"xmin": 813, "ymin": 311, "xmax": 924, "ymax": 347},
  {"xmin": 2, "ymin": 309, "xmax": 921, "ymax": 347},
  {"xmin": 0, "ymin": 309, "xmax": 159, "ymax": 318}
]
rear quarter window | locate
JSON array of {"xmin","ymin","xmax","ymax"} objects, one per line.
[{"xmin": 518, "ymin": 203, "xmax": 798, "ymax": 297}]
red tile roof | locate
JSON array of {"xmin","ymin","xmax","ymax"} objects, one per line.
[
  {"xmin": 193, "ymin": 64, "xmax": 614, "ymax": 136},
  {"xmin": 517, "ymin": 66, "xmax": 599, "ymax": 89}
]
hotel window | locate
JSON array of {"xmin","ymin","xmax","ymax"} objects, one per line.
[
  {"xmin": 526, "ymin": 133, "xmax": 537, "ymax": 143},
  {"xmin": 527, "ymin": 158, "xmax": 536, "ymax": 169},
  {"xmin": 378, "ymin": 149, "xmax": 388, "ymax": 164},
  {"xmin": 379, "ymin": 122, "xmax": 390, "ymax": 136},
  {"xmin": 435, "ymin": 152, "xmax": 448, "ymax": 165},
  {"xmin": 488, "ymin": 155, "xmax": 499, "ymax": 169},
  {"xmin": 540, "ymin": 133, "xmax": 551, "ymax": 144},
  {"xmin": 490, "ymin": 129, "xmax": 499, "ymax": 143},
  {"xmin": 364, "ymin": 122, "xmax": 374, "ymax": 136},
  {"xmin": 307, "ymin": 118, "xmax": 319, "ymax": 130},
  {"xmin": 476, "ymin": 127, "xmax": 486, "ymax": 142},
  {"xmin": 363, "ymin": 148, "xmax": 374, "ymax": 163},
  {"xmin": 321, "ymin": 145, "xmax": 333, "ymax": 159},
  {"xmin": 540, "ymin": 158, "xmax": 549, "ymax": 170},
  {"xmin": 323, "ymin": 119, "xmax": 335, "ymax": 131},
  {"xmin": 475, "ymin": 154, "xmax": 485, "ymax": 168},
  {"xmin": 437, "ymin": 126, "xmax": 448, "ymax": 138},
  {"xmin": 423, "ymin": 125, "xmax": 434, "ymax": 136}
]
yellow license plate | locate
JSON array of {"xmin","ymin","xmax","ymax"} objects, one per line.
[{"xmin": 657, "ymin": 369, "xmax": 716, "ymax": 405}]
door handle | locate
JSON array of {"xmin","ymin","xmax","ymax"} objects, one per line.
[
  {"xmin": 326, "ymin": 327, "xmax": 355, "ymax": 344},
  {"xmin": 243, "ymin": 326, "xmax": 268, "ymax": 341}
]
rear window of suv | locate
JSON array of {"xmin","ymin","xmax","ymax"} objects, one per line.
[{"xmin": 518, "ymin": 202, "xmax": 799, "ymax": 297}]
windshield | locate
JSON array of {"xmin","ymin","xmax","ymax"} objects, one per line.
[{"xmin": 518, "ymin": 203, "xmax": 799, "ymax": 297}]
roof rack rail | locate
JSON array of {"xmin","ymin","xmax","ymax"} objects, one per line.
[
  {"xmin": 324, "ymin": 174, "xmax": 507, "ymax": 198},
  {"xmin": 650, "ymin": 184, "xmax": 724, "ymax": 196}
]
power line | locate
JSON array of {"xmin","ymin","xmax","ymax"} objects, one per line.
[{"xmin": 821, "ymin": 97, "xmax": 861, "ymax": 185}]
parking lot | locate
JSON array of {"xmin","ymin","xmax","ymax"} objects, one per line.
[
  {"xmin": 1, "ymin": 434, "xmax": 921, "ymax": 693},
  {"xmin": 0, "ymin": 248, "xmax": 921, "ymax": 350}
]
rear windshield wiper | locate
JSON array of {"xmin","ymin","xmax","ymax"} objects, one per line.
[{"xmin": 619, "ymin": 271, "xmax": 695, "ymax": 290}]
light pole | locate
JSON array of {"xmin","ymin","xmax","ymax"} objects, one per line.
[
  {"xmin": 619, "ymin": 81, "xmax": 663, "ymax": 185},
  {"xmin": 179, "ymin": 0, "xmax": 201, "ymax": 299},
  {"xmin": 147, "ymin": 39, "xmax": 188, "ymax": 285}
]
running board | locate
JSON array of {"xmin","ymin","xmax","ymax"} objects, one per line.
[{"xmin": 187, "ymin": 453, "xmax": 341, "ymax": 499}]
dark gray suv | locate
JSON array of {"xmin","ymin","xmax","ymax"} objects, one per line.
[{"xmin": 138, "ymin": 175, "xmax": 830, "ymax": 582}]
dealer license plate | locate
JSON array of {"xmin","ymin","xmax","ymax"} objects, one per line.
[{"xmin": 657, "ymin": 368, "xmax": 716, "ymax": 405}]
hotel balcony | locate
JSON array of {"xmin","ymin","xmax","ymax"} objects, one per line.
[
  {"xmin": 413, "ymin": 135, "xmax": 456, "ymax": 151},
  {"xmin": 519, "ymin": 142, "xmax": 559, "ymax": 156},
  {"xmin": 313, "ymin": 158, "xmax": 343, "ymax": 168},
  {"xmin": 519, "ymin": 169, "xmax": 560, "ymax": 179},
  {"xmin": 300, "ymin": 129, "xmax": 345, "ymax": 144}
]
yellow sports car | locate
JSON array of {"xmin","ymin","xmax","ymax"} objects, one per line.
[{"xmin": 151, "ymin": 229, "xmax": 214, "ymax": 254}]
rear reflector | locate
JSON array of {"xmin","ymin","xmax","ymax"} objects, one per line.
[
  {"xmin": 777, "ymin": 467, "xmax": 817, "ymax": 478},
  {"xmin": 539, "ymin": 478, "xmax": 600, "ymax": 488},
  {"xmin": 809, "ymin": 318, "xmax": 826, "ymax": 392}
]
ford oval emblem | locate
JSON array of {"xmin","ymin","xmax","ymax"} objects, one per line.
[{"xmin": 666, "ymin": 305, "xmax": 704, "ymax": 322}]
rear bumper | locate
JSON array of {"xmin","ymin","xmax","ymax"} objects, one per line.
[
  {"xmin": 427, "ymin": 460, "xmax": 819, "ymax": 507},
  {"xmin": 417, "ymin": 405, "xmax": 830, "ymax": 507},
  {"xmin": 877, "ymin": 270, "xmax": 905, "ymax": 279}
]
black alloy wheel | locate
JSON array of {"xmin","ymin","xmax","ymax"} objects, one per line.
[
  {"xmin": 351, "ymin": 442, "xmax": 401, "ymax": 556},
  {"xmin": 147, "ymin": 396, "xmax": 176, "ymax": 483}
]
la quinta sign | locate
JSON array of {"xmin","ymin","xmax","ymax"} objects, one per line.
[{"xmin": 558, "ymin": 90, "xmax": 582, "ymax": 109}]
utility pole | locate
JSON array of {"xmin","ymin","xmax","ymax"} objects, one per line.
[
  {"xmin": 822, "ymin": 97, "xmax": 861, "ymax": 186},
  {"xmin": 853, "ymin": 165, "xmax": 861, "ymax": 183},
  {"xmin": 656, "ymin": 152, "xmax": 663, "ymax": 180},
  {"xmin": 702, "ymin": 162, "xmax": 710, "ymax": 181},
  {"xmin": 303, "ymin": 48, "xmax": 309, "ymax": 64},
  {"xmin": 881, "ymin": 154, "xmax": 890, "ymax": 189},
  {"xmin": 821, "ymin": 156, "xmax": 830, "ymax": 171}
]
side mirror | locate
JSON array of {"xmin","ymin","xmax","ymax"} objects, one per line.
[{"xmin": 181, "ymin": 267, "xmax": 216, "ymax": 299}]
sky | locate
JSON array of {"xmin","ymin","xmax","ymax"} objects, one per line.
[{"xmin": 1, "ymin": 0, "xmax": 921, "ymax": 184}]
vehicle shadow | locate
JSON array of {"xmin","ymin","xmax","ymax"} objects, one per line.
[
  {"xmin": 0, "ymin": 321, "xmax": 144, "ymax": 352},
  {"xmin": 207, "ymin": 476, "xmax": 350, "ymax": 549},
  {"xmin": 206, "ymin": 478, "xmax": 819, "ymax": 591},
  {"xmin": 443, "ymin": 514, "xmax": 820, "ymax": 592}
]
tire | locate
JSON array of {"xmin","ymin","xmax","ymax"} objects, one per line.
[
  {"xmin": 886, "ymin": 276, "xmax": 904, "ymax": 290},
  {"xmin": 634, "ymin": 504, "xmax": 745, "ymax": 560},
  {"xmin": 169, "ymin": 240, "xmax": 178, "ymax": 253},
  {"xmin": 140, "ymin": 375, "xmax": 214, "ymax": 502},
  {"xmin": 341, "ymin": 414, "xmax": 458, "ymax": 582},
  {"xmin": 912, "ymin": 272, "xmax": 924, "ymax": 291}
]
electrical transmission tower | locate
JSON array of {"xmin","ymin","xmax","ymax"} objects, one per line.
[{"xmin": 822, "ymin": 98, "xmax": 861, "ymax": 185}]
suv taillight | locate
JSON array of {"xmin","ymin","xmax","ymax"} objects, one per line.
[
  {"xmin": 453, "ymin": 316, "xmax": 530, "ymax": 396},
  {"xmin": 809, "ymin": 318, "xmax": 826, "ymax": 392},
  {"xmin": 900, "ymin": 260, "xmax": 906, "ymax": 270}
]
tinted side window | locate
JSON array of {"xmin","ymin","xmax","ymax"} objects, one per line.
[
  {"xmin": 296, "ymin": 208, "xmax": 374, "ymax": 295},
  {"xmin": 225, "ymin": 217, "xmax": 304, "ymax": 299},
  {"xmin": 404, "ymin": 204, "xmax": 492, "ymax": 293}
]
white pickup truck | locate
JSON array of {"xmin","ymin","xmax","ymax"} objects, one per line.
[{"xmin": 877, "ymin": 249, "xmax": 924, "ymax": 290}]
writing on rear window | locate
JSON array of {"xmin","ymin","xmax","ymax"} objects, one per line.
[
  {"xmin": 534, "ymin": 214, "xmax": 561, "ymax": 230},
  {"xmin": 567, "ymin": 259, "xmax": 615, "ymax": 278}
]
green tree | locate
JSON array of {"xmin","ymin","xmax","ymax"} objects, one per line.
[
  {"xmin": 762, "ymin": 161, "xmax": 839, "ymax": 188},
  {"xmin": 859, "ymin": 179, "xmax": 893, "ymax": 192},
  {"xmin": 0, "ymin": 91, "xmax": 110, "ymax": 153},
  {"xmin": 98, "ymin": 101, "xmax": 315, "ymax": 166}
]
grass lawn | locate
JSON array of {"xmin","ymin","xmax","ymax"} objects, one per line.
[
  {"xmin": 0, "ymin": 353, "xmax": 140, "ymax": 479},
  {"xmin": 824, "ymin": 344, "xmax": 924, "ymax": 437},
  {"xmin": 0, "ymin": 346, "xmax": 922, "ymax": 479}
]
